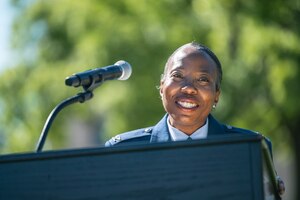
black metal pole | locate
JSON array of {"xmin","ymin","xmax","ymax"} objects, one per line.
[{"xmin": 36, "ymin": 91, "xmax": 93, "ymax": 152}]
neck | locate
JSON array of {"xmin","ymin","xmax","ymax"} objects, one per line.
[{"xmin": 168, "ymin": 118, "xmax": 207, "ymax": 135}]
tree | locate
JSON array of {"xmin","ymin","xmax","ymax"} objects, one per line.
[{"xmin": 1, "ymin": 0, "xmax": 299, "ymax": 198}]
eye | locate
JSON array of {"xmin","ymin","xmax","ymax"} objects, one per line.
[
  {"xmin": 170, "ymin": 71, "xmax": 183, "ymax": 79},
  {"xmin": 198, "ymin": 76, "xmax": 209, "ymax": 82}
]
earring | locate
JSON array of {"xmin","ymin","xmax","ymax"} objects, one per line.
[{"xmin": 212, "ymin": 104, "xmax": 216, "ymax": 109}]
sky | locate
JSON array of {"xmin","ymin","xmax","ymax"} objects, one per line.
[{"xmin": 0, "ymin": 0, "xmax": 16, "ymax": 73}]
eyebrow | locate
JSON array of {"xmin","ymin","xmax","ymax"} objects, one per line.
[
  {"xmin": 197, "ymin": 69, "xmax": 213, "ymax": 74},
  {"xmin": 170, "ymin": 66, "xmax": 213, "ymax": 74}
]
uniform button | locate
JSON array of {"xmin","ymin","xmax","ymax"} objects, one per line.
[
  {"xmin": 113, "ymin": 135, "xmax": 121, "ymax": 142},
  {"xmin": 144, "ymin": 128, "xmax": 152, "ymax": 133},
  {"xmin": 226, "ymin": 125, "xmax": 232, "ymax": 129}
]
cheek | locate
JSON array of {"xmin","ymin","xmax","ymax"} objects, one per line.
[
  {"xmin": 161, "ymin": 88, "xmax": 171, "ymax": 103},
  {"xmin": 160, "ymin": 88, "xmax": 171, "ymax": 112},
  {"xmin": 200, "ymin": 90, "xmax": 218, "ymax": 105},
  {"xmin": 162, "ymin": 82, "xmax": 177, "ymax": 98},
  {"xmin": 161, "ymin": 83, "xmax": 176, "ymax": 105}
]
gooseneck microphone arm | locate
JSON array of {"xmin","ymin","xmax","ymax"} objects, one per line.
[
  {"xmin": 36, "ymin": 60, "xmax": 132, "ymax": 152},
  {"xmin": 36, "ymin": 91, "xmax": 93, "ymax": 152}
]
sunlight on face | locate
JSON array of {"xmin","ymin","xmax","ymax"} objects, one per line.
[{"xmin": 160, "ymin": 46, "xmax": 220, "ymax": 134}]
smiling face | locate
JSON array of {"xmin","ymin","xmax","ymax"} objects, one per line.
[{"xmin": 160, "ymin": 45, "xmax": 221, "ymax": 135}]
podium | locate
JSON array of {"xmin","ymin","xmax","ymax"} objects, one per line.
[{"xmin": 0, "ymin": 134, "xmax": 280, "ymax": 199}]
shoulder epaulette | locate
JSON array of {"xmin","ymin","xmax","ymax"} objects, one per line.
[
  {"xmin": 105, "ymin": 127, "xmax": 153, "ymax": 146},
  {"xmin": 224, "ymin": 124, "xmax": 260, "ymax": 135},
  {"xmin": 224, "ymin": 124, "xmax": 273, "ymax": 158}
]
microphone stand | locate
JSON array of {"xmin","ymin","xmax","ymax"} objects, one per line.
[{"xmin": 36, "ymin": 91, "xmax": 93, "ymax": 152}]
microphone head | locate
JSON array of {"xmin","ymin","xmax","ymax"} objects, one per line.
[{"xmin": 115, "ymin": 60, "xmax": 132, "ymax": 80}]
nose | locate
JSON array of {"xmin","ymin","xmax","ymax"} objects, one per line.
[{"xmin": 181, "ymin": 80, "xmax": 197, "ymax": 94}]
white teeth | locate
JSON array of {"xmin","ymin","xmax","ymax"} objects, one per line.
[{"xmin": 178, "ymin": 101, "xmax": 197, "ymax": 108}]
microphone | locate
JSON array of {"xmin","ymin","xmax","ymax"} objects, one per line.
[{"xmin": 65, "ymin": 60, "xmax": 132, "ymax": 90}]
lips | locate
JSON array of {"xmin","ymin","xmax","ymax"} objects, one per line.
[
  {"xmin": 177, "ymin": 101, "xmax": 198, "ymax": 109},
  {"xmin": 175, "ymin": 96, "xmax": 199, "ymax": 110}
]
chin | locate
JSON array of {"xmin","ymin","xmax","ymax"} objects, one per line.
[{"xmin": 173, "ymin": 115, "xmax": 198, "ymax": 125}]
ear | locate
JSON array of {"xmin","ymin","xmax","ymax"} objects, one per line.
[
  {"xmin": 159, "ymin": 80, "xmax": 164, "ymax": 98},
  {"xmin": 214, "ymin": 90, "xmax": 221, "ymax": 104}
]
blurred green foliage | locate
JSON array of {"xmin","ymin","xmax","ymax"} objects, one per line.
[
  {"xmin": 1, "ymin": 1, "xmax": 299, "ymax": 198},
  {"xmin": 0, "ymin": 0, "xmax": 299, "ymax": 160}
]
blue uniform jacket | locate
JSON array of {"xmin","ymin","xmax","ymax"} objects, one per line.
[{"xmin": 105, "ymin": 114, "xmax": 273, "ymax": 156}]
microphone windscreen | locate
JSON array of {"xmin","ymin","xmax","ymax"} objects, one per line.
[{"xmin": 115, "ymin": 60, "xmax": 132, "ymax": 81}]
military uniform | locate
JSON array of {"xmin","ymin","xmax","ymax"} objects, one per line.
[{"xmin": 105, "ymin": 114, "xmax": 273, "ymax": 155}]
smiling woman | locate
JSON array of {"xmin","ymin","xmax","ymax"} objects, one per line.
[
  {"xmin": 159, "ymin": 43, "xmax": 220, "ymax": 135},
  {"xmin": 105, "ymin": 42, "xmax": 285, "ymax": 197}
]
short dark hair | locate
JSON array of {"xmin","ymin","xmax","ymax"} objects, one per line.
[{"xmin": 162, "ymin": 42, "xmax": 223, "ymax": 91}]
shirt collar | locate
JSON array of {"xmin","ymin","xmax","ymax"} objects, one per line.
[{"xmin": 167, "ymin": 116, "xmax": 209, "ymax": 141}]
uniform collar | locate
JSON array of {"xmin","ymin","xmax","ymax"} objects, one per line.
[
  {"xmin": 207, "ymin": 114, "xmax": 225, "ymax": 136},
  {"xmin": 150, "ymin": 114, "xmax": 170, "ymax": 143},
  {"xmin": 150, "ymin": 114, "xmax": 225, "ymax": 143},
  {"xmin": 167, "ymin": 116, "xmax": 208, "ymax": 141}
]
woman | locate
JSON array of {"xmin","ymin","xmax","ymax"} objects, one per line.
[{"xmin": 105, "ymin": 42, "xmax": 285, "ymax": 196}]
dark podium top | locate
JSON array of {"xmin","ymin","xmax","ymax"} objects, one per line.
[{"xmin": 0, "ymin": 134, "xmax": 279, "ymax": 200}]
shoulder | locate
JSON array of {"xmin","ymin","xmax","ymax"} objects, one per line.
[
  {"xmin": 105, "ymin": 127, "xmax": 153, "ymax": 147},
  {"xmin": 222, "ymin": 124, "xmax": 273, "ymax": 155},
  {"xmin": 223, "ymin": 124, "xmax": 260, "ymax": 135},
  {"xmin": 222, "ymin": 123, "xmax": 269, "ymax": 140}
]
